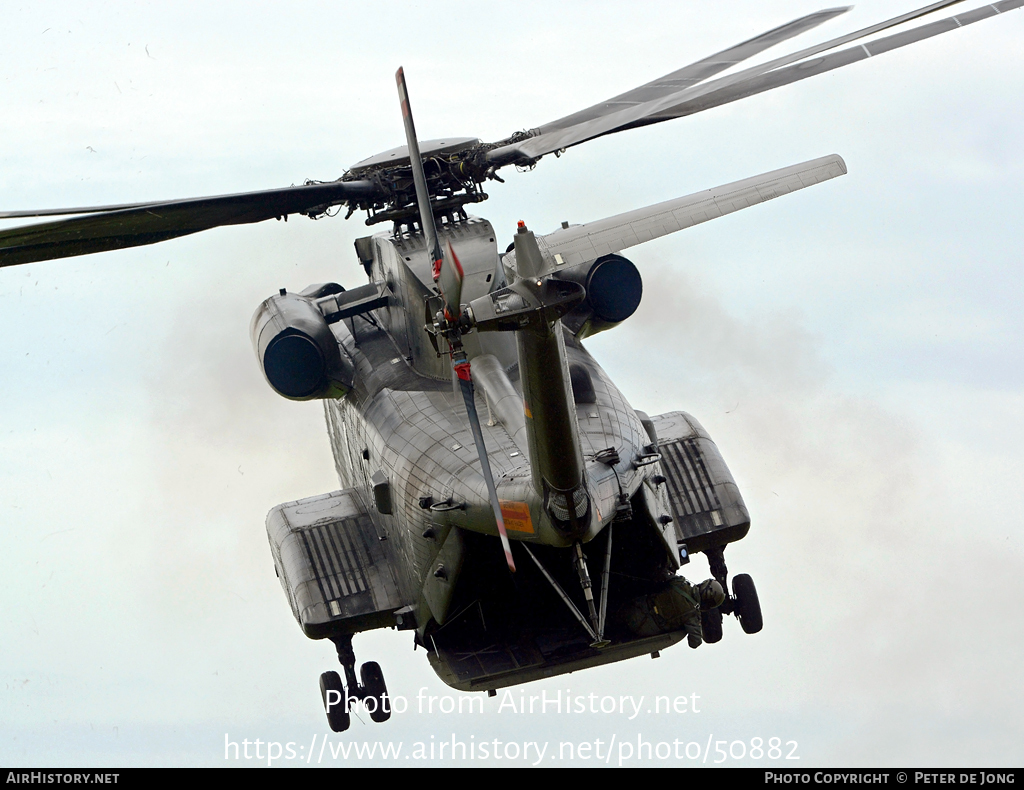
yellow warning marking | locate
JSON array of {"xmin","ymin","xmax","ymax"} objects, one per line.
[
  {"xmin": 500, "ymin": 500, "xmax": 534, "ymax": 534},
  {"xmin": 523, "ymin": 400, "xmax": 532, "ymax": 419}
]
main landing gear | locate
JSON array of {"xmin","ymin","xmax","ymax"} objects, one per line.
[
  {"xmin": 319, "ymin": 634, "xmax": 391, "ymax": 733},
  {"xmin": 700, "ymin": 546, "xmax": 763, "ymax": 643}
]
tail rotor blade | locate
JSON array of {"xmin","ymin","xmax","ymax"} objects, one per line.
[
  {"xmin": 455, "ymin": 361, "xmax": 516, "ymax": 574},
  {"xmin": 398, "ymin": 70, "xmax": 502, "ymax": 569},
  {"xmin": 396, "ymin": 67, "xmax": 440, "ymax": 262},
  {"xmin": 395, "ymin": 67, "xmax": 462, "ymax": 316},
  {"xmin": 441, "ymin": 240, "xmax": 464, "ymax": 319}
]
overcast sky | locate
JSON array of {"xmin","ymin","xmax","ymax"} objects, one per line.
[{"xmin": 2, "ymin": 1, "xmax": 1023, "ymax": 768}]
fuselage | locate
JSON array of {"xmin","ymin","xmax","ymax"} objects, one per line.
[
  {"xmin": 321, "ymin": 216, "xmax": 678, "ymax": 625},
  {"xmin": 260, "ymin": 213, "xmax": 751, "ymax": 691}
]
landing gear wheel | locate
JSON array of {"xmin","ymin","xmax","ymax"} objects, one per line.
[
  {"xmin": 320, "ymin": 671, "xmax": 350, "ymax": 733},
  {"xmin": 732, "ymin": 574, "xmax": 762, "ymax": 634},
  {"xmin": 701, "ymin": 606, "xmax": 723, "ymax": 643},
  {"xmin": 360, "ymin": 661, "xmax": 391, "ymax": 723}
]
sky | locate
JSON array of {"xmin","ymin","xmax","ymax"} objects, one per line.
[{"xmin": 2, "ymin": 1, "xmax": 1023, "ymax": 768}]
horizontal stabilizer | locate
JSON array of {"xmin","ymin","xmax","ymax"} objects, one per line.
[{"xmin": 506, "ymin": 154, "xmax": 846, "ymax": 272}]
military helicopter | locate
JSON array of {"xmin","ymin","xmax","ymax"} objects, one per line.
[{"xmin": 2, "ymin": 1, "xmax": 1019, "ymax": 735}]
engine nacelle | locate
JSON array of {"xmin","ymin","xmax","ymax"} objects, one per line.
[
  {"xmin": 556, "ymin": 253, "xmax": 643, "ymax": 338},
  {"xmin": 250, "ymin": 291, "xmax": 353, "ymax": 401}
]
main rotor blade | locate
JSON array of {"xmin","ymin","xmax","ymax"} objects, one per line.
[
  {"xmin": 489, "ymin": 0, "xmax": 982, "ymax": 164},
  {"xmin": 396, "ymin": 67, "xmax": 463, "ymax": 316},
  {"xmin": 613, "ymin": 0, "xmax": 1024, "ymax": 137},
  {"xmin": 0, "ymin": 179, "xmax": 377, "ymax": 268},
  {"xmin": 534, "ymin": 6, "xmax": 851, "ymax": 136},
  {"xmin": 1, "ymin": 199, "xmax": 182, "ymax": 220},
  {"xmin": 456, "ymin": 363, "xmax": 516, "ymax": 573}
]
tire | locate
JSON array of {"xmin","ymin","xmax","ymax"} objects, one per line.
[
  {"xmin": 360, "ymin": 662, "xmax": 391, "ymax": 723},
  {"xmin": 732, "ymin": 574, "xmax": 763, "ymax": 634},
  {"xmin": 319, "ymin": 671, "xmax": 350, "ymax": 733},
  {"xmin": 701, "ymin": 607, "xmax": 723, "ymax": 643}
]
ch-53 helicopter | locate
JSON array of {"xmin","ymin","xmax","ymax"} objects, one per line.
[{"xmin": 2, "ymin": 1, "xmax": 1018, "ymax": 734}]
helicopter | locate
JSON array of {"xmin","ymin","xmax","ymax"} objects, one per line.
[{"xmin": 2, "ymin": 1, "xmax": 1020, "ymax": 738}]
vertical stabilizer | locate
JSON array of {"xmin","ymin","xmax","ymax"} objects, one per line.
[{"xmin": 512, "ymin": 223, "xmax": 590, "ymax": 538}]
